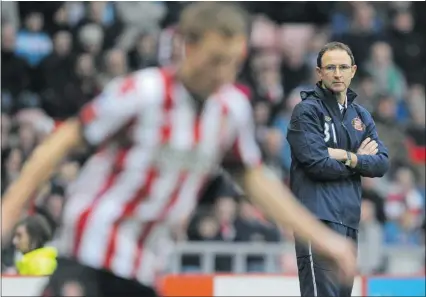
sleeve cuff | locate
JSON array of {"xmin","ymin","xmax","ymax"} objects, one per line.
[{"xmin": 355, "ymin": 154, "xmax": 368, "ymax": 170}]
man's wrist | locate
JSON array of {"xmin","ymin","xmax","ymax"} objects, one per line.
[
  {"xmin": 348, "ymin": 152, "xmax": 358, "ymax": 168},
  {"xmin": 344, "ymin": 151, "xmax": 351, "ymax": 166},
  {"xmin": 340, "ymin": 151, "xmax": 358, "ymax": 168},
  {"xmin": 336, "ymin": 149, "xmax": 348, "ymax": 161}
]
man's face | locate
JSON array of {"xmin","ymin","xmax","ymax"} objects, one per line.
[
  {"xmin": 183, "ymin": 31, "xmax": 246, "ymax": 97},
  {"xmin": 12, "ymin": 225, "xmax": 31, "ymax": 254},
  {"xmin": 26, "ymin": 13, "xmax": 43, "ymax": 32},
  {"xmin": 54, "ymin": 32, "xmax": 72, "ymax": 56},
  {"xmin": 215, "ymin": 196, "xmax": 237, "ymax": 224},
  {"xmin": 316, "ymin": 49, "xmax": 357, "ymax": 94},
  {"xmin": 2, "ymin": 25, "xmax": 16, "ymax": 51}
]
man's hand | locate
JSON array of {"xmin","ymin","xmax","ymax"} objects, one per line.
[{"xmin": 357, "ymin": 137, "xmax": 378, "ymax": 155}]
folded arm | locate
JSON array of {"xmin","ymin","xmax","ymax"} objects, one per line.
[
  {"xmin": 287, "ymin": 104, "xmax": 353, "ymax": 181},
  {"xmin": 353, "ymin": 112, "xmax": 389, "ymax": 177}
]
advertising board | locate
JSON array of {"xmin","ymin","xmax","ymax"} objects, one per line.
[{"xmin": 1, "ymin": 274, "xmax": 424, "ymax": 296}]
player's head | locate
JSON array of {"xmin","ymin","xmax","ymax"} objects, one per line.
[
  {"xmin": 316, "ymin": 42, "xmax": 357, "ymax": 94},
  {"xmin": 178, "ymin": 2, "xmax": 248, "ymax": 97}
]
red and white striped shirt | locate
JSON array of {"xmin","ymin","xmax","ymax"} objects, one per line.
[{"xmin": 54, "ymin": 68, "xmax": 261, "ymax": 285}]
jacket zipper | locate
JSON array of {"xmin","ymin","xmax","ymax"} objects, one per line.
[
  {"xmin": 341, "ymin": 107, "xmax": 353, "ymax": 152},
  {"xmin": 340, "ymin": 107, "xmax": 353, "ymax": 225}
]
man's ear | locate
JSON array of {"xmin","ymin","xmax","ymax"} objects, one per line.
[
  {"xmin": 315, "ymin": 67, "xmax": 322, "ymax": 80},
  {"xmin": 351, "ymin": 65, "xmax": 357, "ymax": 79}
]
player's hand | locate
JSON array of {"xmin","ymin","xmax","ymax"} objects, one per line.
[
  {"xmin": 322, "ymin": 234, "xmax": 357, "ymax": 284},
  {"xmin": 357, "ymin": 137, "xmax": 378, "ymax": 155}
]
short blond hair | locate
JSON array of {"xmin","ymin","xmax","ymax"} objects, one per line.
[{"xmin": 178, "ymin": 2, "xmax": 248, "ymax": 43}]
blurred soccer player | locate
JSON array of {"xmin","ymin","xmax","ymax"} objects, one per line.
[{"xmin": 2, "ymin": 3, "xmax": 356, "ymax": 296}]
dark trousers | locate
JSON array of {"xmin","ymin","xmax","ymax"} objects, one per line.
[
  {"xmin": 41, "ymin": 257, "xmax": 159, "ymax": 297},
  {"xmin": 295, "ymin": 221, "xmax": 358, "ymax": 297}
]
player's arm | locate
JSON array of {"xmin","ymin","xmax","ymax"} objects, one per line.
[
  {"xmin": 1, "ymin": 76, "xmax": 143, "ymax": 240},
  {"xmin": 232, "ymin": 100, "xmax": 356, "ymax": 280},
  {"xmin": 242, "ymin": 167, "xmax": 352, "ymax": 258},
  {"xmin": 287, "ymin": 103, "xmax": 354, "ymax": 181},
  {"xmin": 1, "ymin": 119, "xmax": 83, "ymax": 240}
]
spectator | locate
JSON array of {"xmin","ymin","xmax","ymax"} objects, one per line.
[
  {"xmin": 335, "ymin": 3, "xmax": 382, "ymax": 70},
  {"xmin": 98, "ymin": 49, "xmax": 128, "ymax": 87},
  {"xmin": 365, "ymin": 41, "xmax": 407, "ymax": 101},
  {"xmin": 261, "ymin": 129, "xmax": 285, "ymax": 180},
  {"xmin": 43, "ymin": 53, "xmax": 100, "ymax": 119},
  {"xmin": 253, "ymin": 51, "xmax": 285, "ymax": 122},
  {"xmin": 15, "ymin": 12, "xmax": 52, "ymax": 67},
  {"xmin": 281, "ymin": 48, "xmax": 310, "ymax": 100},
  {"xmin": 128, "ymin": 32, "xmax": 159, "ymax": 71},
  {"xmin": 214, "ymin": 196, "xmax": 238, "ymax": 242},
  {"xmin": 1, "ymin": 148, "xmax": 24, "ymax": 194},
  {"xmin": 361, "ymin": 184, "xmax": 387, "ymax": 225},
  {"xmin": 48, "ymin": 4, "xmax": 72, "ymax": 36},
  {"xmin": 65, "ymin": 2, "xmax": 86, "ymax": 27},
  {"xmin": 385, "ymin": 166, "xmax": 424, "ymax": 245},
  {"xmin": 373, "ymin": 93, "xmax": 410, "ymax": 166},
  {"xmin": 37, "ymin": 31, "xmax": 74, "ymax": 95},
  {"xmin": 352, "ymin": 71, "xmax": 377, "ymax": 112},
  {"xmin": 18, "ymin": 123, "xmax": 38, "ymax": 159},
  {"xmin": 386, "ymin": 9, "xmax": 424, "ymax": 85},
  {"xmin": 77, "ymin": 23, "xmax": 104, "ymax": 69},
  {"xmin": 115, "ymin": 1, "xmax": 166, "ymax": 51},
  {"xmin": 188, "ymin": 214, "xmax": 221, "ymax": 242},
  {"xmin": 75, "ymin": 2, "xmax": 123, "ymax": 50},
  {"xmin": 65, "ymin": 53, "xmax": 101, "ymax": 116},
  {"xmin": 1, "ymin": 24, "xmax": 32, "ymax": 113},
  {"xmin": 358, "ymin": 197, "xmax": 386, "ymax": 274},
  {"xmin": 405, "ymin": 85, "xmax": 426, "ymax": 165},
  {"xmin": 305, "ymin": 29, "xmax": 330, "ymax": 69},
  {"xmin": 273, "ymin": 87, "xmax": 302, "ymax": 176},
  {"xmin": 12, "ymin": 215, "xmax": 57, "ymax": 276},
  {"xmin": 34, "ymin": 184, "xmax": 65, "ymax": 234}
]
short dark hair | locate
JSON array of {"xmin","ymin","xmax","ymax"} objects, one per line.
[
  {"xmin": 317, "ymin": 42, "xmax": 355, "ymax": 68},
  {"xmin": 16, "ymin": 215, "xmax": 53, "ymax": 251},
  {"xmin": 178, "ymin": 2, "xmax": 248, "ymax": 44}
]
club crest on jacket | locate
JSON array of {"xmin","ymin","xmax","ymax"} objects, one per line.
[{"xmin": 351, "ymin": 117, "xmax": 365, "ymax": 131}]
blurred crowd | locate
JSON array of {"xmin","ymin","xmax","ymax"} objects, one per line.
[{"xmin": 1, "ymin": 2, "xmax": 425, "ymax": 274}]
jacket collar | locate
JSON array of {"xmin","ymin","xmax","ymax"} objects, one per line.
[{"xmin": 314, "ymin": 82, "xmax": 358, "ymax": 115}]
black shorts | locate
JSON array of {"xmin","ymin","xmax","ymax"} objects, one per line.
[{"xmin": 42, "ymin": 257, "xmax": 159, "ymax": 297}]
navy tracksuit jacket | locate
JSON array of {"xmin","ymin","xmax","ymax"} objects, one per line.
[{"xmin": 287, "ymin": 83, "xmax": 389, "ymax": 297}]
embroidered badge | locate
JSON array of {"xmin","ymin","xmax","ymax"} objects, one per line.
[
  {"xmin": 352, "ymin": 117, "xmax": 365, "ymax": 131},
  {"xmin": 325, "ymin": 116, "xmax": 332, "ymax": 122}
]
